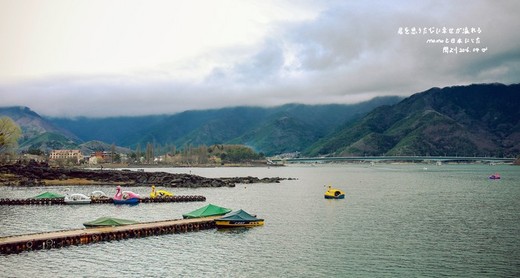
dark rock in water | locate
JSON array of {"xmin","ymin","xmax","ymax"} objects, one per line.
[{"xmin": 0, "ymin": 161, "xmax": 289, "ymax": 187}]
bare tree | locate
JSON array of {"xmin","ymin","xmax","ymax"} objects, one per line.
[
  {"xmin": 145, "ymin": 142, "xmax": 154, "ymax": 164},
  {"xmin": 110, "ymin": 143, "xmax": 116, "ymax": 163},
  {"xmin": 0, "ymin": 117, "xmax": 22, "ymax": 160},
  {"xmin": 135, "ymin": 143, "xmax": 141, "ymax": 163}
]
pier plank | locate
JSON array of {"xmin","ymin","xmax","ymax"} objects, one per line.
[{"xmin": 0, "ymin": 217, "xmax": 219, "ymax": 254}]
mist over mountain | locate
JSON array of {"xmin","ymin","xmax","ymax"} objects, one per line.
[
  {"xmin": 2, "ymin": 83, "xmax": 519, "ymax": 157},
  {"xmin": 0, "ymin": 97, "xmax": 402, "ymax": 154},
  {"xmin": 0, "ymin": 106, "xmax": 77, "ymax": 141},
  {"xmin": 47, "ymin": 97, "xmax": 401, "ymax": 155}
]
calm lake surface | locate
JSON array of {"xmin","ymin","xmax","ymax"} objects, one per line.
[{"xmin": 1, "ymin": 164, "xmax": 519, "ymax": 277}]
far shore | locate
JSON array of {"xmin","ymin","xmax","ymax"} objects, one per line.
[
  {"xmin": 81, "ymin": 161, "xmax": 279, "ymax": 169},
  {"xmin": 0, "ymin": 161, "xmax": 291, "ymax": 187}
]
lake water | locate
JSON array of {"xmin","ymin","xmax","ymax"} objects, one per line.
[{"xmin": 1, "ymin": 164, "xmax": 519, "ymax": 277}]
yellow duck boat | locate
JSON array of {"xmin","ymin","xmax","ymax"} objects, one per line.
[
  {"xmin": 324, "ymin": 186, "xmax": 345, "ymax": 199},
  {"xmin": 150, "ymin": 185, "xmax": 174, "ymax": 198}
]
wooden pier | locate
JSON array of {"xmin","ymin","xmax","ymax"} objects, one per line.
[
  {"xmin": 0, "ymin": 195, "xmax": 206, "ymax": 205},
  {"xmin": 0, "ymin": 217, "xmax": 218, "ymax": 255}
]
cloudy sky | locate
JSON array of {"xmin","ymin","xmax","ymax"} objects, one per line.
[{"xmin": 1, "ymin": 0, "xmax": 519, "ymax": 117}]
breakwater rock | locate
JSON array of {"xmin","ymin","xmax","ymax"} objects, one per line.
[{"xmin": 0, "ymin": 161, "xmax": 291, "ymax": 187}]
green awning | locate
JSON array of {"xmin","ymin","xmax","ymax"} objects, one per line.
[
  {"xmin": 33, "ymin": 191, "xmax": 65, "ymax": 199},
  {"xmin": 182, "ymin": 204, "xmax": 232, "ymax": 219},
  {"xmin": 215, "ymin": 209, "xmax": 263, "ymax": 221},
  {"xmin": 83, "ymin": 217, "xmax": 139, "ymax": 228}
]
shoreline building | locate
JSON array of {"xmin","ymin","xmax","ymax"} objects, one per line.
[{"xmin": 49, "ymin": 149, "xmax": 83, "ymax": 164}]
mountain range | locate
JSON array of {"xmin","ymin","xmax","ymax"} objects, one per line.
[
  {"xmin": 0, "ymin": 96, "xmax": 401, "ymax": 155},
  {"xmin": 306, "ymin": 83, "xmax": 520, "ymax": 157},
  {"xmin": 1, "ymin": 83, "xmax": 518, "ymax": 157}
]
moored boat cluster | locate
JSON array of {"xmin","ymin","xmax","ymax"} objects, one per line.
[{"xmin": 0, "ymin": 195, "xmax": 206, "ymax": 206}]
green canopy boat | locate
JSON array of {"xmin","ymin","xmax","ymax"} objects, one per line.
[
  {"xmin": 83, "ymin": 217, "xmax": 139, "ymax": 228},
  {"xmin": 215, "ymin": 209, "xmax": 264, "ymax": 228},
  {"xmin": 182, "ymin": 204, "xmax": 232, "ymax": 219},
  {"xmin": 33, "ymin": 191, "xmax": 65, "ymax": 199}
]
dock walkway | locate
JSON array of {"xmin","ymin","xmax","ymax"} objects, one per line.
[
  {"xmin": 0, "ymin": 195, "xmax": 206, "ymax": 205},
  {"xmin": 0, "ymin": 217, "xmax": 218, "ymax": 255}
]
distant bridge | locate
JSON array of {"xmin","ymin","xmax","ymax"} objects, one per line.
[{"xmin": 269, "ymin": 156, "xmax": 516, "ymax": 164}]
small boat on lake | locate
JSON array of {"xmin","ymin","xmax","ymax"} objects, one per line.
[
  {"xmin": 182, "ymin": 204, "xmax": 232, "ymax": 219},
  {"xmin": 324, "ymin": 186, "xmax": 345, "ymax": 199},
  {"xmin": 32, "ymin": 192, "xmax": 65, "ymax": 199},
  {"xmin": 64, "ymin": 193, "xmax": 91, "ymax": 205},
  {"xmin": 150, "ymin": 185, "xmax": 174, "ymax": 198},
  {"xmin": 214, "ymin": 209, "xmax": 264, "ymax": 228},
  {"xmin": 489, "ymin": 173, "xmax": 501, "ymax": 180},
  {"xmin": 90, "ymin": 191, "xmax": 109, "ymax": 198},
  {"xmin": 83, "ymin": 217, "xmax": 139, "ymax": 228},
  {"xmin": 113, "ymin": 185, "xmax": 140, "ymax": 205}
]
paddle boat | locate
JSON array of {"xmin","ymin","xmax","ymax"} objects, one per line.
[
  {"xmin": 324, "ymin": 185, "xmax": 345, "ymax": 199},
  {"xmin": 489, "ymin": 173, "xmax": 501, "ymax": 180},
  {"xmin": 90, "ymin": 190, "xmax": 109, "ymax": 200},
  {"xmin": 150, "ymin": 185, "xmax": 174, "ymax": 198},
  {"xmin": 113, "ymin": 185, "xmax": 140, "ymax": 204},
  {"xmin": 64, "ymin": 193, "xmax": 91, "ymax": 205},
  {"xmin": 214, "ymin": 209, "xmax": 264, "ymax": 228}
]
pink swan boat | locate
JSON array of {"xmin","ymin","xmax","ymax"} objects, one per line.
[{"xmin": 113, "ymin": 185, "xmax": 140, "ymax": 205}]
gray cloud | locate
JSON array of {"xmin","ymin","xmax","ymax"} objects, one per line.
[
  {"xmin": 1, "ymin": 0, "xmax": 519, "ymax": 118},
  {"xmin": 206, "ymin": 40, "xmax": 285, "ymax": 85}
]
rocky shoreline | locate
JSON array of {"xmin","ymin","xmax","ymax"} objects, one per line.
[{"xmin": 0, "ymin": 161, "xmax": 292, "ymax": 187}]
